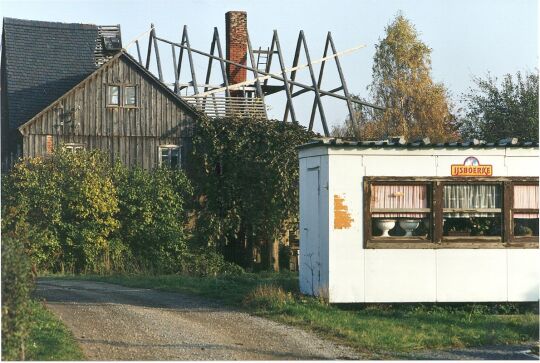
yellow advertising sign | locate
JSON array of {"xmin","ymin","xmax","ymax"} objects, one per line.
[{"xmin": 451, "ymin": 157, "xmax": 493, "ymax": 176}]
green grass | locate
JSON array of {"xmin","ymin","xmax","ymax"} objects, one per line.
[
  {"xmin": 25, "ymin": 300, "xmax": 85, "ymax": 360},
  {"xmin": 57, "ymin": 272, "xmax": 538, "ymax": 355}
]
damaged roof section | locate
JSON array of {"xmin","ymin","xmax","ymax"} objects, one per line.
[{"xmin": 1, "ymin": 18, "xmax": 121, "ymax": 129}]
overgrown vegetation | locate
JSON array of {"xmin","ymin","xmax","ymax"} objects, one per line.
[
  {"xmin": 2, "ymin": 150, "xmax": 119, "ymax": 273},
  {"xmin": 1, "ymin": 148, "xmax": 233, "ymax": 275},
  {"xmin": 112, "ymin": 165, "xmax": 193, "ymax": 273},
  {"xmin": 1, "ymin": 236, "xmax": 34, "ymax": 360},
  {"xmin": 65, "ymin": 273, "xmax": 539, "ymax": 355},
  {"xmin": 190, "ymin": 116, "xmax": 314, "ymax": 270}
]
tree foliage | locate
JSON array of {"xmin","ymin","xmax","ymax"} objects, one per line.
[
  {"xmin": 333, "ymin": 14, "xmax": 457, "ymax": 142},
  {"xmin": 190, "ymin": 116, "xmax": 314, "ymax": 270},
  {"xmin": 457, "ymin": 71, "xmax": 539, "ymax": 142}
]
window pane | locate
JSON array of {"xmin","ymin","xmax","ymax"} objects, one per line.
[
  {"xmin": 108, "ymin": 86, "xmax": 119, "ymax": 105},
  {"xmin": 124, "ymin": 86, "xmax": 136, "ymax": 105},
  {"xmin": 159, "ymin": 147, "xmax": 180, "ymax": 168},
  {"xmin": 372, "ymin": 216, "xmax": 430, "ymax": 238},
  {"xmin": 513, "ymin": 185, "xmax": 539, "ymax": 219},
  {"xmin": 170, "ymin": 148, "xmax": 180, "ymax": 169},
  {"xmin": 444, "ymin": 184, "xmax": 501, "ymax": 217},
  {"xmin": 371, "ymin": 184, "xmax": 428, "ymax": 218},
  {"xmin": 160, "ymin": 149, "xmax": 170, "ymax": 166},
  {"xmin": 443, "ymin": 216, "xmax": 501, "ymax": 237},
  {"xmin": 514, "ymin": 218, "xmax": 539, "ymax": 237}
]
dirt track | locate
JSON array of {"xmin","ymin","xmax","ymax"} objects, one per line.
[{"xmin": 35, "ymin": 278, "xmax": 362, "ymax": 360}]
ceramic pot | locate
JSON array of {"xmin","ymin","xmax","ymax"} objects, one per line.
[
  {"xmin": 375, "ymin": 219, "xmax": 396, "ymax": 237},
  {"xmin": 399, "ymin": 219, "xmax": 420, "ymax": 237}
]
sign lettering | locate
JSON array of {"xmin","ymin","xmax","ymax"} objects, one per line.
[{"xmin": 451, "ymin": 157, "xmax": 493, "ymax": 177}]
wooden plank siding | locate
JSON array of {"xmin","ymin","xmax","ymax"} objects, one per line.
[{"xmin": 19, "ymin": 54, "xmax": 196, "ymax": 170}]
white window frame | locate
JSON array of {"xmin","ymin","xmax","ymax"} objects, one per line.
[
  {"xmin": 107, "ymin": 85, "xmax": 120, "ymax": 106},
  {"xmin": 63, "ymin": 143, "xmax": 85, "ymax": 153},
  {"xmin": 158, "ymin": 145, "xmax": 181, "ymax": 169},
  {"xmin": 124, "ymin": 85, "xmax": 137, "ymax": 107}
]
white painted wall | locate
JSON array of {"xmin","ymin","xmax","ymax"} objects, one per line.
[{"xmin": 298, "ymin": 146, "xmax": 539, "ymax": 303}]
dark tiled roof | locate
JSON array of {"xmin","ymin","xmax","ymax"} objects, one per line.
[
  {"xmin": 298, "ymin": 137, "xmax": 539, "ymax": 149},
  {"xmin": 2, "ymin": 18, "xmax": 100, "ymax": 129}
]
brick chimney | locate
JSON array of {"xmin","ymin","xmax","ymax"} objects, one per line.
[{"xmin": 225, "ymin": 11, "xmax": 247, "ymax": 97}]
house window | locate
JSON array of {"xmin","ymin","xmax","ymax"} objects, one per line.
[
  {"xmin": 124, "ymin": 86, "xmax": 137, "ymax": 106},
  {"xmin": 364, "ymin": 177, "xmax": 538, "ymax": 249},
  {"xmin": 159, "ymin": 146, "xmax": 181, "ymax": 169},
  {"xmin": 511, "ymin": 184, "xmax": 539, "ymax": 240},
  {"xmin": 442, "ymin": 184, "xmax": 502, "ymax": 240},
  {"xmin": 107, "ymin": 85, "xmax": 120, "ymax": 106},
  {"xmin": 370, "ymin": 183, "xmax": 431, "ymax": 240},
  {"xmin": 63, "ymin": 143, "xmax": 85, "ymax": 153}
]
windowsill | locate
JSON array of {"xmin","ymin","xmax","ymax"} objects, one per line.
[
  {"xmin": 365, "ymin": 240, "xmax": 538, "ymax": 249},
  {"xmin": 106, "ymin": 105, "xmax": 140, "ymax": 109},
  {"xmin": 442, "ymin": 236, "xmax": 502, "ymax": 242},
  {"xmin": 510, "ymin": 236, "xmax": 539, "ymax": 243}
]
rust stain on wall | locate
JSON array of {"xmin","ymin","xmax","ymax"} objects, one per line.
[{"xmin": 334, "ymin": 194, "xmax": 353, "ymax": 229}]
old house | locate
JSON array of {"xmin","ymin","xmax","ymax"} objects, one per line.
[{"xmin": 1, "ymin": 18, "xmax": 198, "ymax": 170}]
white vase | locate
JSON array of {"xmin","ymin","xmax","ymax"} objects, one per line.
[
  {"xmin": 375, "ymin": 219, "xmax": 396, "ymax": 237},
  {"xmin": 399, "ymin": 219, "xmax": 420, "ymax": 237}
]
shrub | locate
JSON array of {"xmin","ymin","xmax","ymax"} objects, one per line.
[
  {"xmin": 113, "ymin": 166, "xmax": 193, "ymax": 273},
  {"xmin": 2, "ymin": 150, "xmax": 119, "ymax": 273},
  {"xmin": 182, "ymin": 248, "xmax": 244, "ymax": 277},
  {"xmin": 242, "ymin": 284, "xmax": 294, "ymax": 310},
  {"xmin": 1, "ymin": 236, "xmax": 34, "ymax": 360}
]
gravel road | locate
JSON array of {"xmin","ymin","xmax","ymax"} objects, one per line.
[{"xmin": 35, "ymin": 278, "xmax": 363, "ymax": 360}]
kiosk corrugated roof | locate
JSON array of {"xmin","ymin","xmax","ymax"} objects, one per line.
[{"xmin": 298, "ymin": 137, "xmax": 539, "ymax": 149}]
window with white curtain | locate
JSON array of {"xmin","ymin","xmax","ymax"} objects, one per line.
[
  {"xmin": 370, "ymin": 184, "xmax": 431, "ymax": 238},
  {"xmin": 512, "ymin": 184, "xmax": 539, "ymax": 238},
  {"xmin": 364, "ymin": 177, "xmax": 538, "ymax": 248},
  {"xmin": 443, "ymin": 184, "xmax": 502, "ymax": 238}
]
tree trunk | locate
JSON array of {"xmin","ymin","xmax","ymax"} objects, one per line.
[{"xmin": 268, "ymin": 238, "xmax": 279, "ymax": 272}]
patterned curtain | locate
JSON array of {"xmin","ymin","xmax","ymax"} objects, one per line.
[
  {"xmin": 514, "ymin": 185, "xmax": 539, "ymax": 219},
  {"xmin": 443, "ymin": 184, "xmax": 500, "ymax": 217},
  {"xmin": 371, "ymin": 185, "xmax": 428, "ymax": 218}
]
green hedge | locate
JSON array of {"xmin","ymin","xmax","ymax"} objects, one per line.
[
  {"xmin": 1, "ymin": 236, "xmax": 34, "ymax": 360},
  {"xmin": 1, "ymin": 149, "xmax": 196, "ymax": 274}
]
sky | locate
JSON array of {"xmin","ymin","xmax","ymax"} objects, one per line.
[{"xmin": 1, "ymin": 0, "xmax": 538, "ymax": 134}]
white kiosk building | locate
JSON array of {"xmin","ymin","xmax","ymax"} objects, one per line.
[{"xmin": 298, "ymin": 137, "xmax": 539, "ymax": 303}]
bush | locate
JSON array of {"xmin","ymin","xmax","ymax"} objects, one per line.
[
  {"xmin": 2, "ymin": 150, "xmax": 119, "ymax": 273},
  {"xmin": 113, "ymin": 166, "xmax": 193, "ymax": 273},
  {"xmin": 1, "ymin": 236, "xmax": 34, "ymax": 360},
  {"xmin": 2, "ymin": 150, "xmax": 193, "ymax": 274},
  {"xmin": 242, "ymin": 284, "xmax": 294, "ymax": 310},
  {"xmin": 182, "ymin": 248, "xmax": 244, "ymax": 277}
]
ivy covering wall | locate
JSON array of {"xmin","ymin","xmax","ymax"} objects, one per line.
[{"xmin": 189, "ymin": 116, "xmax": 314, "ymax": 270}]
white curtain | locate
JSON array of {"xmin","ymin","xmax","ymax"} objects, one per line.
[
  {"xmin": 371, "ymin": 185, "xmax": 428, "ymax": 218},
  {"xmin": 514, "ymin": 185, "xmax": 539, "ymax": 219},
  {"xmin": 444, "ymin": 184, "xmax": 500, "ymax": 217}
]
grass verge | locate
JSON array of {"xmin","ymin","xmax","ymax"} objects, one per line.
[
  {"xmin": 58, "ymin": 272, "xmax": 538, "ymax": 355},
  {"xmin": 25, "ymin": 299, "xmax": 85, "ymax": 360}
]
